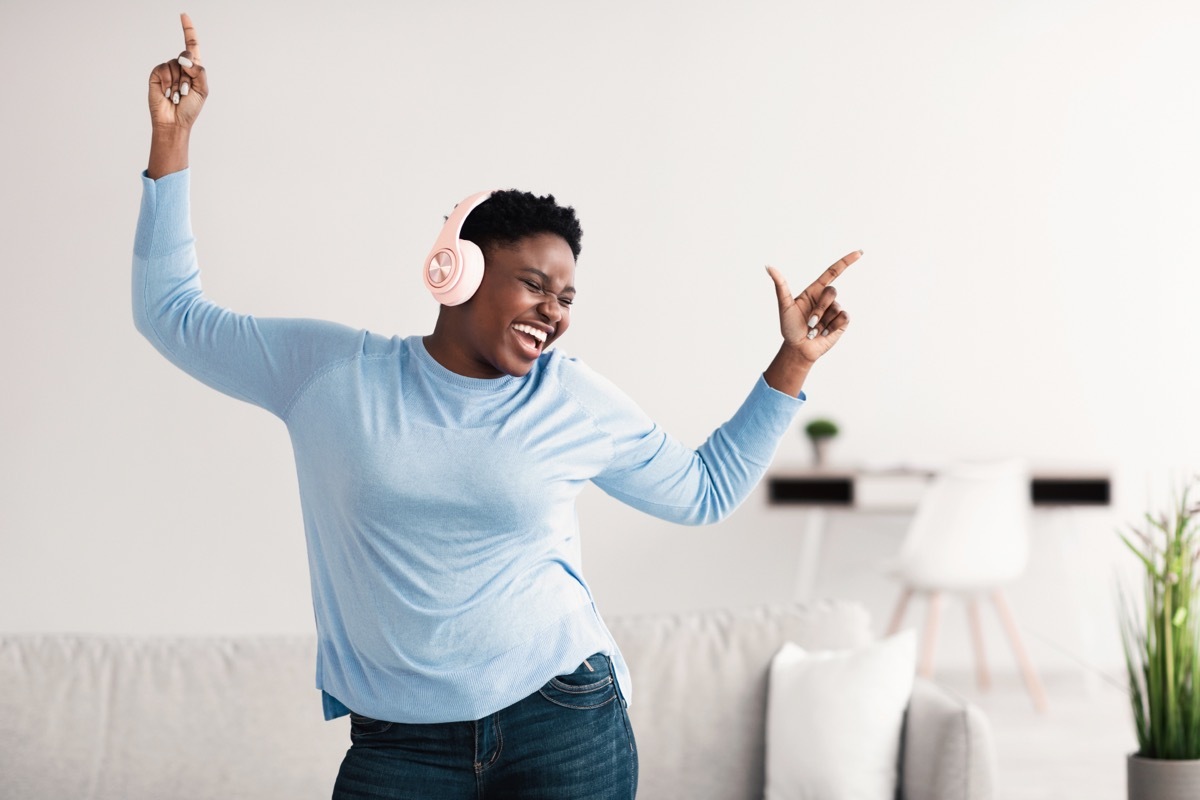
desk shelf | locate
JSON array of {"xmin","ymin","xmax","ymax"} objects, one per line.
[{"xmin": 767, "ymin": 471, "xmax": 1111, "ymax": 508}]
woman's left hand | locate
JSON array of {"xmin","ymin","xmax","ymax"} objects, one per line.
[{"xmin": 766, "ymin": 250, "xmax": 861, "ymax": 363}]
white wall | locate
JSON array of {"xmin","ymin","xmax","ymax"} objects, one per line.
[{"xmin": 2, "ymin": 0, "xmax": 1197, "ymax": 677}]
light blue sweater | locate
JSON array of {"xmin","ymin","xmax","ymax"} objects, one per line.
[{"xmin": 132, "ymin": 169, "xmax": 807, "ymax": 724}]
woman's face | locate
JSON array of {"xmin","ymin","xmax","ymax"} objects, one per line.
[{"xmin": 451, "ymin": 232, "xmax": 577, "ymax": 378}]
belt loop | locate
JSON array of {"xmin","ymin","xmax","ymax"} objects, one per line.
[{"xmin": 605, "ymin": 654, "xmax": 629, "ymax": 709}]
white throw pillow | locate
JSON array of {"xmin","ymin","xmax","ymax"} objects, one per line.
[{"xmin": 764, "ymin": 630, "xmax": 918, "ymax": 800}]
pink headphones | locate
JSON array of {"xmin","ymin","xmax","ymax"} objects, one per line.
[{"xmin": 423, "ymin": 191, "xmax": 494, "ymax": 306}]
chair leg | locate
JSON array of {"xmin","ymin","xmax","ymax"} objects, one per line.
[
  {"xmin": 918, "ymin": 591, "xmax": 943, "ymax": 679},
  {"xmin": 887, "ymin": 587, "xmax": 913, "ymax": 636},
  {"xmin": 991, "ymin": 589, "xmax": 1048, "ymax": 713},
  {"xmin": 966, "ymin": 596, "xmax": 991, "ymax": 691}
]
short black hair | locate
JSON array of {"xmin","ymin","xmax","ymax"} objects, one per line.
[{"xmin": 457, "ymin": 189, "xmax": 583, "ymax": 260}]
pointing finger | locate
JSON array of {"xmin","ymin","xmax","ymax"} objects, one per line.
[
  {"xmin": 181, "ymin": 12, "xmax": 202, "ymax": 65},
  {"xmin": 804, "ymin": 250, "xmax": 862, "ymax": 295}
]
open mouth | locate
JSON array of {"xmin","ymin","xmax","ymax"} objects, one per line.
[{"xmin": 511, "ymin": 323, "xmax": 548, "ymax": 357}]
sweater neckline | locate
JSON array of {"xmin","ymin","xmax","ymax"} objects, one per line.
[{"xmin": 411, "ymin": 336, "xmax": 521, "ymax": 392}]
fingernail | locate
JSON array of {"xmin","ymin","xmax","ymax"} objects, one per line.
[
  {"xmin": 181, "ymin": 82, "xmax": 189, "ymax": 96},
  {"xmin": 178, "ymin": 56, "xmax": 193, "ymax": 68},
  {"xmin": 807, "ymin": 329, "xmax": 817, "ymax": 340},
  {"xmin": 165, "ymin": 88, "xmax": 171, "ymax": 98},
  {"xmin": 172, "ymin": 91, "xmax": 180, "ymax": 104},
  {"xmin": 822, "ymin": 328, "xmax": 830, "ymax": 336},
  {"xmin": 857, "ymin": 249, "xmax": 864, "ymax": 255},
  {"xmin": 807, "ymin": 315, "xmax": 819, "ymax": 328}
]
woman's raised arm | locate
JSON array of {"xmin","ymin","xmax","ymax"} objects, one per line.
[{"xmin": 134, "ymin": 14, "xmax": 368, "ymax": 421}]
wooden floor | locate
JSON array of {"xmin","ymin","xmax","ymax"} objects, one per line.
[{"xmin": 932, "ymin": 668, "xmax": 1138, "ymax": 800}]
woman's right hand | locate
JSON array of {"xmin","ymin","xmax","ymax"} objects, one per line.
[{"xmin": 147, "ymin": 13, "xmax": 207, "ymax": 132}]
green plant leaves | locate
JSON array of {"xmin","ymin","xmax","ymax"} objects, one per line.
[{"xmin": 1119, "ymin": 480, "xmax": 1200, "ymax": 759}]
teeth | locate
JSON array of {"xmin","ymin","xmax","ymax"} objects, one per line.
[{"xmin": 512, "ymin": 323, "xmax": 547, "ymax": 343}]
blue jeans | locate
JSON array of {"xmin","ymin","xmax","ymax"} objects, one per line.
[{"xmin": 331, "ymin": 654, "xmax": 638, "ymax": 799}]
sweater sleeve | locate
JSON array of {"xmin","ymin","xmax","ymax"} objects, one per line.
[
  {"xmin": 559, "ymin": 357, "xmax": 806, "ymax": 525},
  {"xmin": 132, "ymin": 169, "xmax": 367, "ymax": 419}
]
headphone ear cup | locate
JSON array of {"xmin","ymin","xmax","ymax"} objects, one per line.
[
  {"xmin": 438, "ymin": 239, "xmax": 485, "ymax": 306},
  {"xmin": 423, "ymin": 191, "xmax": 493, "ymax": 305}
]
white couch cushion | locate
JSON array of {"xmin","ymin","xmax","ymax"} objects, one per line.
[
  {"xmin": 0, "ymin": 635, "xmax": 346, "ymax": 800},
  {"xmin": 764, "ymin": 630, "xmax": 917, "ymax": 800},
  {"xmin": 607, "ymin": 601, "xmax": 872, "ymax": 800}
]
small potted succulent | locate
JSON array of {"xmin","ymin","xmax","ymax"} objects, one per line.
[
  {"xmin": 1119, "ymin": 479, "xmax": 1200, "ymax": 799},
  {"xmin": 803, "ymin": 418, "xmax": 839, "ymax": 469}
]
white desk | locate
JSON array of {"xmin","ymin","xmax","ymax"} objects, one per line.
[
  {"xmin": 767, "ymin": 467, "xmax": 1112, "ymax": 602},
  {"xmin": 768, "ymin": 467, "xmax": 1112, "ymax": 510}
]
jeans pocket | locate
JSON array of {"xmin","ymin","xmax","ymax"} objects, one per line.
[
  {"xmin": 349, "ymin": 711, "xmax": 394, "ymax": 737},
  {"xmin": 538, "ymin": 654, "xmax": 618, "ymax": 710}
]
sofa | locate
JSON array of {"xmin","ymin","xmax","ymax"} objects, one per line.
[{"xmin": 0, "ymin": 602, "xmax": 994, "ymax": 799}]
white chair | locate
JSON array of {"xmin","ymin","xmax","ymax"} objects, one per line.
[{"xmin": 885, "ymin": 458, "xmax": 1048, "ymax": 712}]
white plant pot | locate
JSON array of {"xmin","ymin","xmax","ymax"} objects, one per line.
[
  {"xmin": 1128, "ymin": 754, "xmax": 1200, "ymax": 800},
  {"xmin": 809, "ymin": 437, "xmax": 831, "ymax": 469}
]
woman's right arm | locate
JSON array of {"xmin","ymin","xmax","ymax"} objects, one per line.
[{"xmin": 134, "ymin": 15, "xmax": 365, "ymax": 420}]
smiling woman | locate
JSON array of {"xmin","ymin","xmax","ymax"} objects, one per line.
[{"xmin": 133, "ymin": 12, "xmax": 860, "ymax": 800}]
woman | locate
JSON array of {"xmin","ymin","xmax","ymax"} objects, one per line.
[{"xmin": 137, "ymin": 14, "xmax": 859, "ymax": 800}]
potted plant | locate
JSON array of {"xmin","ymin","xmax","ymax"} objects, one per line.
[
  {"xmin": 1119, "ymin": 479, "xmax": 1200, "ymax": 799},
  {"xmin": 803, "ymin": 418, "xmax": 839, "ymax": 469}
]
